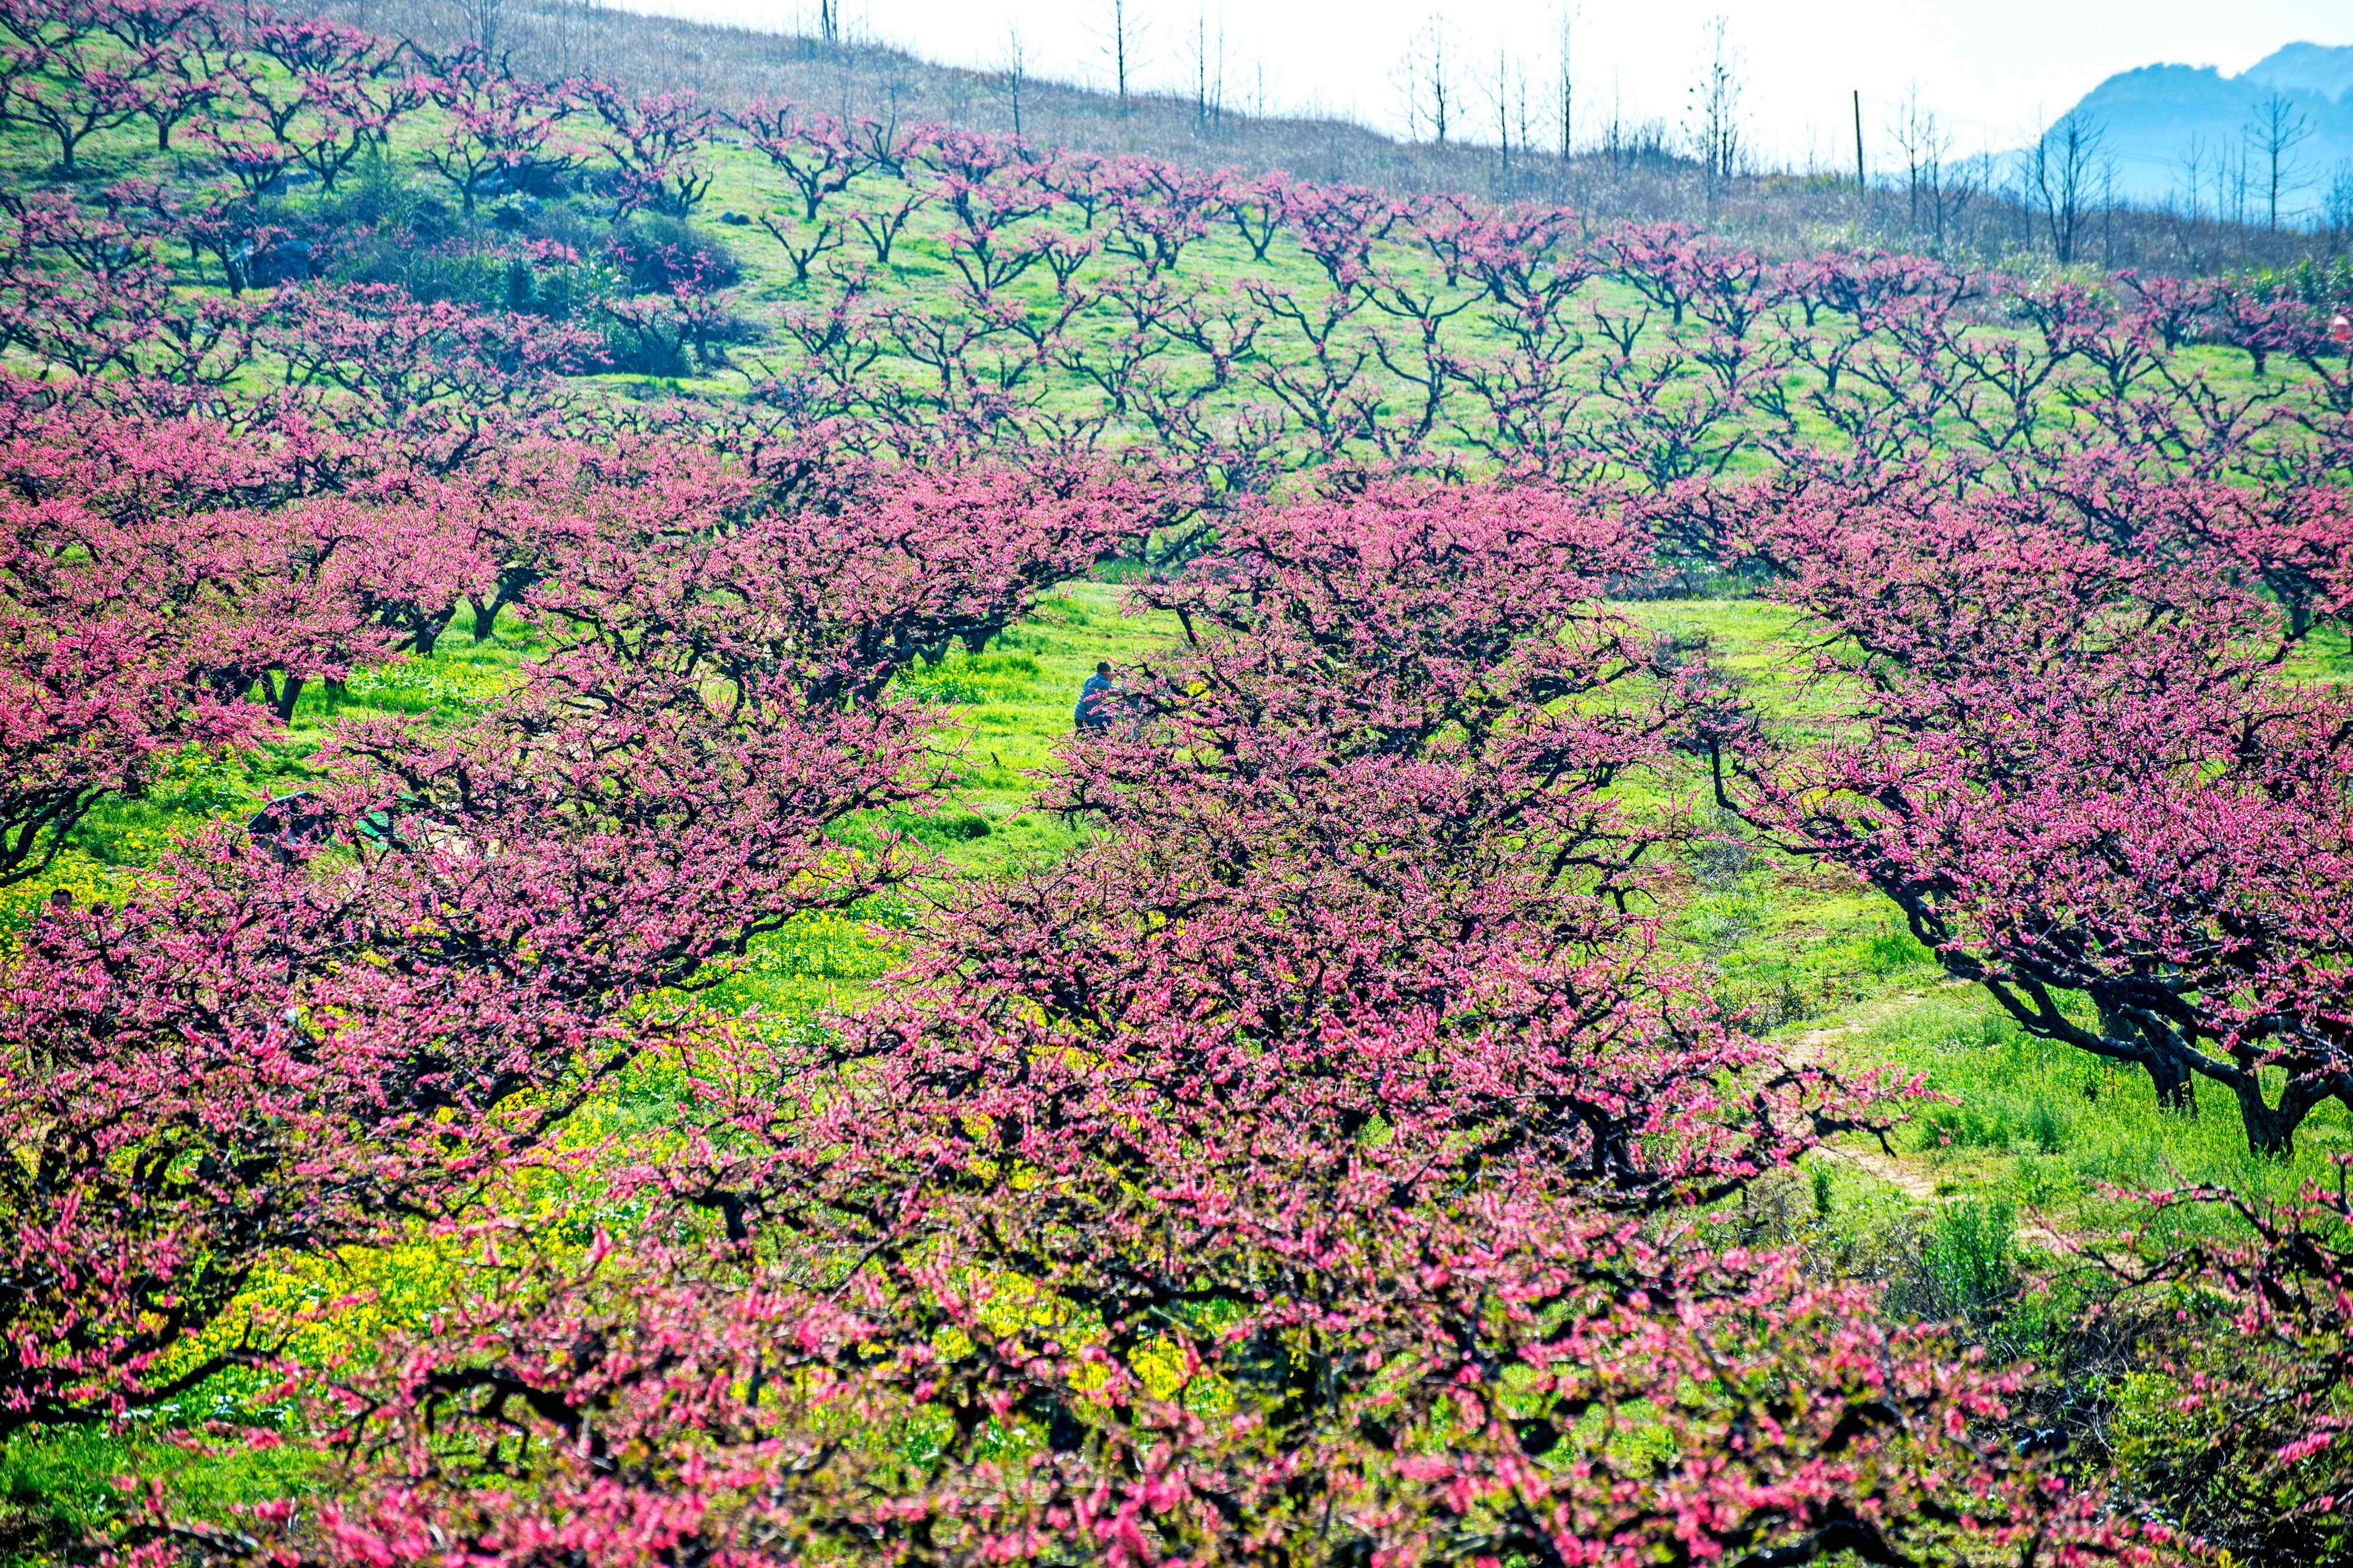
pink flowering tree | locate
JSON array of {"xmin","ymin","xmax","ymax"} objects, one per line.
[
  {"xmin": 0, "ymin": 607, "xmax": 254, "ymax": 884},
  {"xmin": 0, "ymin": 0, "xmax": 141, "ymax": 170},
  {"xmin": 522, "ymin": 440, "xmax": 1172, "ymax": 702},
  {"xmin": 0, "ymin": 626, "xmax": 936, "ymax": 1432},
  {"xmin": 415, "ymin": 54, "xmax": 582, "ymax": 213},
  {"xmin": 0, "ymin": 384, "xmax": 295, "ymax": 880},
  {"xmin": 581, "ymin": 82, "xmax": 717, "ymax": 218},
  {"xmin": 1712, "ymin": 475, "xmax": 2353, "ymax": 1154},
  {"xmin": 737, "ymin": 97, "xmax": 878, "ymax": 221},
  {"xmin": 2097, "ymin": 1177, "xmax": 2353, "ymax": 1562},
  {"xmin": 263, "ymin": 283, "xmax": 603, "ymax": 439},
  {"xmin": 139, "ymin": 479, "xmax": 2151, "ymax": 1568},
  {"xmin": 100, "ymin": 0, "xmax": 227, "ymax": 152}
]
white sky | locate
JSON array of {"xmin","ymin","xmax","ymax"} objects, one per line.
[{"xmin": 614, "ymin": 0, "xmax": 2351, "ymax": 165}]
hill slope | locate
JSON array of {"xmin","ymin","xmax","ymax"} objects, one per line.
[{"xmin": 329, "ymin": 0, "xmax": 2325, "ymax": 271}]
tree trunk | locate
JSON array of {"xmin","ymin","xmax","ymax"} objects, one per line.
[
  {"xmin": 2147, "ymin": 1054, "xmax": 2197, "ymax": 1115},
  {"xmin": 411, "ymin": 604, "xmax": 460, "ymax": 657},
  {"xmin": 2231, "ymin": 1077, "xmax": 2304, "ymax": 1159},
  {"xmin": 468, "ymin": 592, "xmax": 503, "ymax": 642}
]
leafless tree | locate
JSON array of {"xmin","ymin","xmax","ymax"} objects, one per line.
[
  {"xmin": 1554, "ymin": 3, "xmax": 1577, "ymax": 159},
  {"xmin": 1185, "ymin": 5, "xmax": 1227, "ymax": 135},
  {"xmin": 449, "ymin": 0, "xmax": 500, "ymax": 51},
  {"xmin": 2174, "ymin": 133, "xmax": 2211, "ymax": 224},
  {"xmin": 1889, "ymin": 84, "xmax": 1931, "ymax": 228},
  {"xmin": 996, "ymin": 22, "xmax": 1029, "ymax": 139},
  {"xmin": 1942, "ymin": 150, "xmax": 1993, "ymax": 251},
  {"xmin": 1423, "ymin": 14, "xmax": 1453, "ymax": 145},
  {"xmin": 1515, "ymin": 56, "xmax": 1533, "ymax": 173},
  {"xmin": 1099, "ymin": 0, "xmax": 1148, "ymax": 119},
  {"xmin": 539, "ymin": 0, "xmax": 590, "ymax": 74},
  {"xmin": 1685, "ymin": 15, "xmax": 1743, "ymax": 202},
  {"xmin": 2099, "ymin": 153, "xmax": 2119, "ymax": 267},
  {"xmin": 1487, "ymin": 45, "xmax": 1518, "ymax": 182},
  {"xmin": 2327, "ymin": 162, "xmax": 2353, "ymax": 250},
  {"xmin": 2246, "ymin": 92, "xmax": 2313, "ymax": 232},
  {"xmin": 2030, "ymin": 108, "xmax": 2103, "ymax": 264},
  {"xmin": 2007, "ymin": 152, "xmax": 2035, "ymax": 250},
  {"xmin": 1890, "ymin": 88, "xmax": 1975, "ymax": 251}
]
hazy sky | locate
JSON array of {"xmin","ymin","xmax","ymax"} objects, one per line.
[{"xmin": 613, "ymin": 0, "xmax": 2349, "ymax": 165}]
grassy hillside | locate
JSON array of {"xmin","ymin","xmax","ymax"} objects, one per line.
[{"xmin": 328, "ymin": 0, "xmax": 2350, "ymax": 275}]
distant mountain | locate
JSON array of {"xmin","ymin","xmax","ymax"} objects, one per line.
[
  {"xmin": 2240, "ymin": 42, "xmax": 2353, "ymax": 101},
  {"xmin": 2050, "ymin": 43, "xmax": 2353, "ymax": 216}
]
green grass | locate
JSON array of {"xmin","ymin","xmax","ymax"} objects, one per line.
[
  {"xmin": 1844, "ymin": 991, "xmax": 2353, "ymax": 1231},
  {"xmin": 900, "ymin": 580, "xmax": 1181, "ymax": 875},
  {"xmin": 0, "ymin": 1426, "xmax": 313, "ymax": 1564}
]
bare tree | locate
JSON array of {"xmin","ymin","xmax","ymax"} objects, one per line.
[
  {"xmin": 1489, "ymin": 45, "xmax": 1515, "ymax": 182},
  {"xmin": 2247, "ymin": 92, "xmax": 2313, "ymax": 232},
  {"xmin": 1424, "ymin": 14, "xmax": 1453, "ymax": 146},
  {"xmin": 2030, "ymin": 108, "xmax": 2103, "ymax": 264},
  {"xmin": 1185, "ymin": 5, "xmax": 1227, "ymax": 135},
  {"xmin": 1211, "ymin": 13, "xmax": 1227, "ymax": 133},
  {"xmin": 1889, "ymin": 83, "xmax": 1929, "ymax": 228},
  {"xmin": 1890, "ymin": 88, "xmax": 1972, "ymax": 251},
  {"xmin": 2174, "ymin": 133, "xmax": 2211, "ymax": 224},
  {"xmin": 865, "ymin": 50, "xmax": 912, "ymax": 166},
  {"xmin": 1554, "ymin": 3, "xmax": 1577, "ymax": 159},
  {"xmin": 815, "ymin": 0, "xmax": 839, "ymax": 50},
  {"xmin": 2099, "ymin": 153, "xmax": 2119, "ymax": 268},
  {"xmin": 1685, "ymin": 15, "xmax": 1743, "ymax": 203},
  {"xmin": 2325, "ymin": 161, "xmax": 2353, "ymax": 251},
  {"xmin": 540, "ymin": 0, "xmax": 589, "ymax": 74},
  {"xmin": 1936, "ymin": 150, "xmax": 1991, "ymax": 252},
  {"xmin": 1515, "ymin": 54, "xmax": 1533, "ymax": 171},
  {"xmin": 1099, "ymin": 0, "xmax": 1148, "ymax": 118},
  {"xmin": 996, "ymin": 22, "xmax": 1030, "ymax": 140},
  {"xmin": 450, "ymin": 0, "xmax": 501, "ymax": 51},
  {"xmin": 2009, "ymin": 149, "xmax": 2035, "ymax": 250},
  {"xmin": 2328, "ymin": 161, "xmax": 2353, "ymax": 251}
]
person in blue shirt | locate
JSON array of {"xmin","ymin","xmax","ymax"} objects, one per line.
[{"xmin": 1075, "ymin": 661, "xmax": 1117, "ymax": 731}]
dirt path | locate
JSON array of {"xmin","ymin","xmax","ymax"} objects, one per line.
[{"xmin": 1784, "ymin": 990, "xmax": 2088, "ymax": 1264}]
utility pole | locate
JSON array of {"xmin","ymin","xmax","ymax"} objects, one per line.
[{"xmin": 1852, "ymin": 88, "xmax": 1865, "ymax": 191}]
